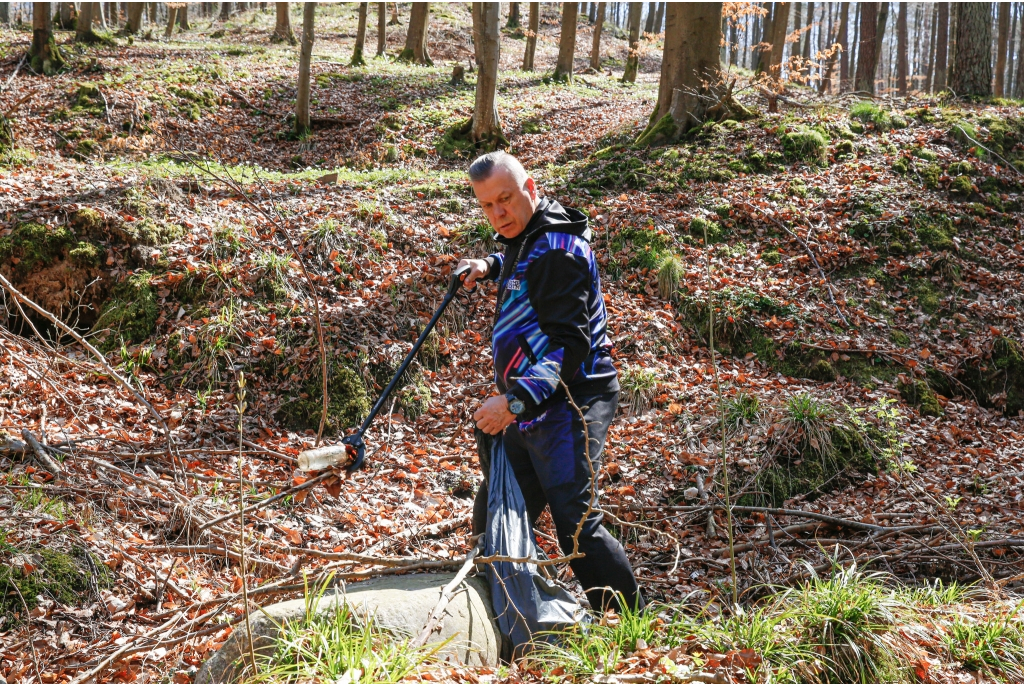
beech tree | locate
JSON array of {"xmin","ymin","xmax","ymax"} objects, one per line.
[
  {"xmin": 77, "ymin": 2, "xmax": 101, "ymax": 42},
  {"xmin": 522, "ymin": 1, "xmax": 539, "ymax": 70},
  {"xmin": 399, "ymin": 2, "xmax": 431, "ymax": 64},
  {"xmin": 896, "ymin": 2, "xmax": 908, "ymax": 95},
  {"xmin": 272, "ymin": 3, "xmax": 295, "ymax": 44},
  {"xmin": 853, "ymin": 2, "xmax": 878, "ymax": 93},
  {"xmin": 177, "ymin": 4, "xmax": 190, "ymax": 30},
  {"xmin": 757, "ymin": 2, "xmax": 791, "ymax": 76},
  {"xmin": 296, "ymin": 2, "xmax": 316, "ymax": 136},
  {"xmin": 644, "ymin": 2, "xmax": 655, "ymax": 34},
  {"xmin": 589, "ymin": 1, "xmax": 605, "ymax": 71},
  {"xmin": 995, "ymin": 2, "xmax": 1010, "ymax": 98},
  {"xmin": 219, "ymin": 2, "xmax": 232, "ymax": 21},
  {"xmin": 352, "ymin": 2, "xmax": 368, "ymax": 66},
  {"xmin": 622, "ymin": 2, "xmax": 642, "ymax": 83},
  {"xmin": 838, "ymin": 1, "xmax": 850, "ymax": 89},
  {"xmin": 506, "ymin": 2, "xmax": 519, "ymax": 29},
  {"xmin": 57, "ymin": 3, "xmax": 75, "ymax": 30},
  {"xmin": 949, "ymin": 2, "xmax": 992, "ymax": 97},
  {"xmin": 123, "ymin": 2, "xmax": 144, "ymax": 35},
  {"xmin": 934, "ymin": 2, "xmax": 949, "ymax": 91},
  {"xmin": 30, "ymin": 2, "xmax": 65, "ymax": 75},
  {"xmin": 469, "ymin": 2, "xmax": 504, "ymax": 148},
  {"xmin": 376, "ymin": 2, "xmax": 386, "ymax": 56},
  {"xmin": 553, "ymin": 2, "xmax": 579, "ymax": 81}
]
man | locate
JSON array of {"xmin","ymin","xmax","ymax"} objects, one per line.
[{"xmin": 459, "ymin": 151, "xmax": 643, "ymax": 612}]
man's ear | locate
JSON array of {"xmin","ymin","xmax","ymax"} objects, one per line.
[{"xmin": 524, "ymin": 176, "xmax": 537, "ymax": 202}]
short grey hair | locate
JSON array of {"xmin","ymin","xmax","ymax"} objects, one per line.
[{"xmin": 468, "ymin": 151, "xmax": 529, "ymax": 187}]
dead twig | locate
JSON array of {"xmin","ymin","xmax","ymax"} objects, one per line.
[
  {"xmin": 411, "ymin": 537, "xmax": 483, "ymax": 649},
  {"xmin": 21, "ymin": 429, "xmax": 64, "ymax": 476}
]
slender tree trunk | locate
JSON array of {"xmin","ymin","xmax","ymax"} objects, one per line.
[
  {"xmin": 0, "ymin": 3, "xmax": 9, "ymax": 25},
  {"xmin": 272, "ymin": 2, "xmax": 295, "ymax": 43},
  {"xmin": 220, "ymin": 2, "xmax": 232, "ymax": 20},
  {"xmin": 622, "ymin": 2, "xmax": 642, "ymax": 82},
  {"xmin": 506, "ymin": 1, "xmax": 519, "ymax": 28},
  {"xmin": 376, "ymin": 1, "xmax": 386, "ymax": 55},
  {"xmin": 925, "ymin": 4, "xmax": 937, "ymax": 91},
  {"xmin": 523, "ymin": 1, "xmax": 540, "ymax": 69},
  {"xmin": 296, "ymin": 2, "xmax": 315, "ymax": 135},
  {"xmin": 1015, "ymin": 4, "xmax": 1024, "ymax": 97},
  {"xmin": 553, "ymin": 1, "xmax": 579, "ymax": 80},
  {"xmin": 399, "ymin": 2, "xmax": 431, "ymax": 64},
  {"xmin": 389, "ymin": 1, "xmax": 400, "ymax": 25},
  {"xmin": 177, "ymin": 4, "xmax": 189, "ymax": 29},
  {"xmin": 57, "ymin": 2, "xmax": 73, "ymax": 29},
  {"xmin": 95, "ymin": 0, "xmax": 108, "ymax": 28},
  {"xmin": 873, "ymin": 0, "xmax": 888, "ymax": 90},
  {"xmin": 352, "ymin": 2, "xmax": 367, "ymax": 65},
  {"xmin": 854, "ymin": 2, "xmax": 878, "ymax": 93},
  {"xmin": 949, "ymin": 2, "xmax": 992, "ymax": 97},
  {"xmin": 896, "ymin": 1, "xmax": 907, "ymax": 95},
  {"xmin": 77, "ymin": 1, "xmax": 98, "ymax": 40},
  {"xmin": 758, "ymin": 2, "xmax": 790, "ymax": 76},
  {"xmin": 995, "ymin": 1, "xmax": 1010, "ymax": 97},
  {"xmin": 30, "ymin": 2, "xmax": 65, "ymax": 74},
  {"xmin": 644, "ymin": 0, "xmax": 655, "ymax": 33},
  {"xmin": 819, "ymin": 7, "xmax": 842, "ymax": 93},
  {"xmin": 792, "ymin": 2, "xmax": 802, "ymax": 62},
  {"xmin": 802, "ymin": 1, "xmax": 813, "ymax": 60},
  {"xmin": 470, "ymin": 2, "xmax": 503, "ymax": 147},
  {"xmin": 838, "ymin": 1, "xmax": 850, "ymax": 89},
  {"xmin": 148, "ymin": 2, "xmax": 156, "ymax": 24},
  {"xmin": 654, "ymin": 1, "xmax": 664, "ymax": 33},
  {"xmin": 1006, "ymin": 2, "xmax": 1018, "ymax": 96},
  {"xmin": 124, "ymin": 2, "xmax": 143, "ymax": 33},
  {"xmin": 934, "ymin": 2, "xmax": 949, "ymax": 90},
  {"xmin": 164, "ymin": 4, "xmax": 176, "ymax": 37}
]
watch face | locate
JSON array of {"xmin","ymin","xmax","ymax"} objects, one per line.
[{"xmin": 509, "ymin": 398, "xmax": 525, "ymax": 415}]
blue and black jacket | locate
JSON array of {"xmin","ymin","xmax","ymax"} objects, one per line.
[{"xmin": 483, "ymin": 198, "xmax": 618, "ymax": 420}]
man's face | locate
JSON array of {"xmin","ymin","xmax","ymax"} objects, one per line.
[{"xmin": 471, "ymin": 168, "xmax": 538, "ymax": 240}]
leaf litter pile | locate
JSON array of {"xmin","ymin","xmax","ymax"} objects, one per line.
[{"xmin": 1, "ymin": 4, "xmax": 1024, "ymax": 684}]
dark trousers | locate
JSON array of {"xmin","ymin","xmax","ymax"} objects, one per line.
[{"xmin": 473, "ymin": 391, "xmax": 643, "ymax": 612}]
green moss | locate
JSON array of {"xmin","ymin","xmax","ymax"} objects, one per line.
[
  {"xmin": 850, "ymin": 102, "xmax": 893, "ymax": 131},
  {"xmin": 898, "ymin": 378, "xmax": 943, "ymax": 417},
  {"xmin": 948, "ymin": 160, "xmax": 974, "ymax": 176},
  {"xmin": 688, "ymin": 216, "xmax": 725, "ymax": 244},
  {"xmin": 277, "ymin": 361, "xmax": 370, "ymax": 433},
  {"xmin": 912, "ymin": 146, "xmax": 938, "ymax": 161},
  {"xmin": 911, "ymin": 280, "xmax": 943, "ymax": 314},
  {"xmin": 834, "ymin": 139, "xmax": 855, "ymax": 156},
  {"xmin": 921, "ymin": 163, "xmax": 942, "ymax": 189},
  {"xmin": 914, "ymin": 214, "xmax": 956, "ymax": 250},
  {"xmin": 0, "ymin": 222, "xmax": 77, "ymax": 274},
  {"xmin": 890, "ymin": 330, "xmax": 911, "ymax": 347},
  {"xmin": 91, "ymin": 272, "xmax": 158, "ymax": 350},
  {"xmin": 0, "ymin": 547, "xmax": 110, "ymax": 621},
  {"xmin": 892, "ymin": 156, "xmax": 910, "ymax": 175},
  {"xmin": 849, "ymin": 119, "xmax": 865, "ymax": 134},
  {"xmin": 635, "ymin": 112, "xmax": 678, "ymax": 147},
  {"xmin": 70, "ymin": 207, "xmax": 106, "ymax": 236},
  {"xmin": 761, "ymin": 248, "xmax": 782, "ymax": 265},
  {"xmin": 72, "ymin": 82, "xmax": 105, "ymax": 116},
  {"xmin": 780, "ymin": 127, "xmax": 828, "ymax": 164},
  {"xmin": 770, "ymin": 344, "xmax": 899, "ymax": 389},
  {"xmin": 69, "ymin": 241, "xmax": 103, "ymax": 268},
  {"xmin": 950, "ymin": 175, "xmax": 974, "ymax": 196}
]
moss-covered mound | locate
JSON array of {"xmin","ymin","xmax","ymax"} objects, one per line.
[
  {"xmin": 276, "ymin": 360, "xmax": 371, "ymax": 433},
  {"xmin": 898, "ymin": 377, "xmax": 943, "ymax": 417},
  {"xmin": 932, "ymin": 337, "xmax": 1024, "ymax": 417},
  {"xmin": 91, "ymin": 272, "xmax": 158, "ymax": 350},
  {"xmin": 368, "ymin": 343, "xmax": 432, "ymax": 420},
  {"xmin": 0, "ymin": 547, "xmax": 110, "ymax": 621}
]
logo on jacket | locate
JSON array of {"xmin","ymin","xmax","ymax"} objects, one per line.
[{"xmin": 506, "ymin": 278, "xmax": 522, "ymax": 291}]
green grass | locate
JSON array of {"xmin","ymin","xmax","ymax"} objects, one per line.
[{"xmin": 620, "ymin": 366, "xmax": 658, "ymax": 415}]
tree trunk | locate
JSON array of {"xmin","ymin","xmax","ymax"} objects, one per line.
[
  {"xmin": 506, "ymin": 1, "xmax": 519, "ymax": 28},
  {"xmin": 588, "ymin": 1, "xmax": 605, "ymax": 70},
  {"xmin": 30, "ymin": 2, "xmax": 64, "ymax": 75},
  {"xmin": 934, "ymin": 2, "xmax": 948, "ymax": 90},
  {"xmin": 352, "ymin": 2, "xmax": 367, "ymax": 65},
  {"xmin": 470, "ymin": 2, "xmax": 503, "ymax": 148},
  {"xmin": 376, "ymin": 1, "xmax": 386, "ymax": 55},
  {"xmin": 1015, "ymin": 5, "xmax": 1024, "ymax": 97},
  {"xmin": 296, "ymin": 2, "xmax": 315, "ymax": 136},
  {"xmin": 758, "ymin": 2, "xmax": 790, "ymax": 76},
  {"xmin": 589, "ymin": 1, "xmax": 597, "ymax": 23},
  {"xmin": 995, "ymin": 1, "xmax": 1010, "ymax": 97},
  {"xmin": 148, "ymin": 2, "xmax": 156, "ymax": 24},
  {"xmin": 896, "ymin": 1, "xmax": 907, "ymax": 95},
  {"xmin": 177, "ymin": 3, "xmax": 189, "ymax": 29},
  {"xmin": 77, "ymin": 1, "xmax": 98, "ymax": 40},
  {"xmin": 838, "ymin": 1, "xmax": 850, "ymax": 89},
  {"xmin": 124, "ymin": 2, "xmax": 143, "ymax": 33},
  {"xmin": 819, "ymin": 7, "xmax": 842, "ymax": 93},
  {"xmin": 642, "ymin": 2, "xmax": 728, "ymax": 141},
  {"xmin": 95, "ymin": 0, "xmax": 108, "ymax": 28},
  {"xmin": 389, "ymin": 1, "xmax": 400, "ymax": 25},
  {"xmin": 654, "ymin": 1, "xmax": 664, "ymax": 33},
  {"xmin": 523, "ymin": 1, "xmax": 540, "ymax": 70},
  {"xmin": 57, "ymin": 2, "xmax": 73, "ymax": 29},
  {"xmin": 643, "ymin": 1, "xmax": 654, "ymax": 34},
  {"xmin": 949, "ymin": 2, "xmax": 992, "ymax": 97},
  {"xmin": 622, "ymin": 2, "xmax": 642, "ymax": 82},
  {"xmin": 873, "ymin": 1, "xmax": 888, "ymax": 84},
  {"xmin": 1006, "ymin": 2, "xmax": 1017, "ymax": 96},
  {"xmin": 0, "ymin": 4, "xmax": 9, "ymax": 25},
  {"xmin": 854, "ymin": 2, "xmax": 878, "ymax": 93},
  {"xmin": 220, "ymin": 2, "xmax": 232, "ymax": 20},
  {"xmin": 792, "ymin": 2, "xmax": 802, "ymax": 61},
  {"xmin": 164, "ymin": 4, "xmax": 176, "ymax": 37},
  {"xmin": 802, "ymin": 1, "xmax": 813, "ymax": 60},
  {"xmin": 272, "ymin": 2, "xmax": 295, "ymax": 43},
  {"xmin": 399, "ymin": 2, "xmax": 431, "ymax": 64},
  {"xmin": 924, "ymin": 4, "xmax": 937, "ymax": 91},
  {"xmin": 553, "ymin": 2, "xmax": 579, "ymax": 80}
]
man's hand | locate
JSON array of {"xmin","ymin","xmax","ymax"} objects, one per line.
[
  {"xmin": 457, "ymin": 258, "xmax": 491, "ymax": 289},
  {"xmin": 474, "ymin": 394, "xmax": 516, "ymax": 435}
]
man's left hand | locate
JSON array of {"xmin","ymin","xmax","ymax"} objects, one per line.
[{"xmin": 474, "ymin": 395, "xmax": 516, "ymax": 435}]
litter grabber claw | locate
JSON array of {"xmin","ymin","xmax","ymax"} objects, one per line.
[{"xmin": 297, "ymin": 262, "xmax": 473, "ymax": 473}]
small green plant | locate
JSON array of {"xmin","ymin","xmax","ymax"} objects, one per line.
[
  {"xmin": 943, "ymin": 495, "xmax": 962, "ymax": 510},
  {"xmin": 723, "ymin": 392, "xmax": 760, "ymax": 427},
  {"xmin": 780, "ymin": 127, "xmax": 828, "ymax": 164},
  {"xmin": 942, "ymin": 612, "xmax": 1024, "ymax": 681},
  {"xmin": 850, "ymin": 102, "xmax": 893, "ymax": 132},
  {"xmin": 620, "ymin": 366, "xmax": 658, "ymax": 415},
  {"xmin": 656, "ymin": 253, "xmax": 684, "ymax": 299}
]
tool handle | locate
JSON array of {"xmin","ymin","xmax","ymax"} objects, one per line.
[{"xmin": 448, "ymin": 262, "xmax": 473, "ymax": 295}]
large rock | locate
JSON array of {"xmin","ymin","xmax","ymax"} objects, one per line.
[{"xmin": 195, "ymin": 572, "xmax": 500, "ymax": 683}]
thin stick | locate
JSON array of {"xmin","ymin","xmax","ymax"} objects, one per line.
[
  {"xmin": 21, "ymin": 429, "xmax": 64, "ymax": 476},
  {"xmin": 702, "ymin": 219, "xmax": 738, "ymax": 606},
  {"xmin": 71, "ymin": 611, "xmax": 185, "ymax": 684},
  {"xmin": 196, "ymin": 470, "xmax": 334, "ymax": 533},
  {"xmin": 410, "ymin": 538, "xmax": 482, "ymax": 648},
  {"xmin": 7, "ymin": 579, "xmax": 42, "ymax": 683},
  {"xmin": 235, "ymin": 373, "xmax": 257, "ymax": 673}
]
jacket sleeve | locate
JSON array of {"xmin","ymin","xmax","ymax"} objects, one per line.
[
  {"xmin": 483, "ymin": 253, "xmax": 503, "ymax": 281},
  {"xmin": 507, "ymin": 249, "xmax": 592, "ymax": 412}
]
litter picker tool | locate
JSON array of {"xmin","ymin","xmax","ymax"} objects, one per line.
[{"xmin": 298, "ymin": 263, "xmax": 473, "ymax": 472}]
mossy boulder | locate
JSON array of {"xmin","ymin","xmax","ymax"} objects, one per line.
[
  {"xmin": 91, "ymin": 272, "xmax": 158, "ymax": 350},
  {"xmin": 780, "ymin": 127, "xmax": 828, "ymax": 165},
  {"xmin": 0, "ymin": 547, "xmax": 110, "ymax": 621},
  {"xmin": 277, "ymin": 362, "xmax": 370, "ymax": 433},
  {"xmin": 898, "ymin": 378, "xmax": 943, "ymax": 417}
]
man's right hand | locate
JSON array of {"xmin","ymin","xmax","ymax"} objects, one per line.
[{"xmin": 457, "ymin": 258, "xmax": 491, "ymax": 289}]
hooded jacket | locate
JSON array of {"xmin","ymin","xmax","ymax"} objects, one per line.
[{"xmin": 484, "ymin": 198, "xmax": 618, "ymax": 420}]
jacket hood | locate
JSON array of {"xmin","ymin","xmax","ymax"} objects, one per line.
[{"xmin": 495, "ymin": 198, "xmax": 591, "ymax": 246}]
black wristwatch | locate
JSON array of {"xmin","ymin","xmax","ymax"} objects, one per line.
[{"xmin": 505, "ymin": 392, "xmax": 526, "ymax": 416}]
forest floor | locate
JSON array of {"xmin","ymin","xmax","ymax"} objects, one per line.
[{"xmin": 1, "ymin": 3, "xmax": 1024, "ymax": 684}]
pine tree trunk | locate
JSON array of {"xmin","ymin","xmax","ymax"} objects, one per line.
[
  {"xmin": 553, "ymin": 2, "xmax": 579, "ymax": 80},
  {"xmin": 854, "ymin": 2, "xmax": 878, "ymax": 93},
  {"xmin": 896, "ymin": 1, "xmax": 908, "ymax": 95},
  {"xmin": 506, "ymin": 2, "xmax": 519, "ymax": 28},
  {"xmin": 399, "ymin": 2, "xmax": 431, "ymax": 64},
  {"xmin": 934, "ymin": 2, "xmax": 948, "ymax": 90},
  {"xmin": 838, "ymin": 1, "xmax": 850, "ymax": 89},
  {"xmin": 125, "ymin": 2, "xmax": 143, "ymax": 33},
  {"xmin": 164, "ymin": 4, "xmax": 176, "ymax": 37},
  {"xmin": 352, "ymin": 2, "xmax": 367, "ymax": 65},
  {"xmin": 471, "ymin": 2, "xmax": 503, "ymax": 148},
  {"xmin": 220, "ymin": 2, "xmax": 232, "ymax": 21},
  {"xmin": 949, "ymin": 2, "xmax": 992, "ymax": 97},
  {"xmin": 296, "ymin": 2, "xmax": 315, "ymax": 135},
  {"xmin": 995, "ymin": 2, "xmax": 1010, "ymax": 97},
  {"xmin": 523, "ymin": 1, "xmax": 540, "ymax": 70},
  {"xmin": 376, "ymin": 1, "xmax": 386, "ymax": 55},
  {"xmin": 272, "ymin": 3, "xmax": 295, "ymax": 43},
  {"xmin": 622, "ymin": 2, "xmax": 642, "ymax": 82}
]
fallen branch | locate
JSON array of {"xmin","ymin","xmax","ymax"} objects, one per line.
[
  {"xmin": 411, "ymin": 538, "xmax": 482, "ymax": 649},
  {"xmin": 195, "ymin": 469, "xmax": 334, "ymax": 533},
  {"xmin": 2, "ymin": 88, "xmax": 38, "ymax": 118},
  {"xmin": 70, "ymin": 611, "xmax": 186, "ymax": 684},
  {"xmin": 21, "ymin": 429, "xmax": 64, "ymax": 476}
]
